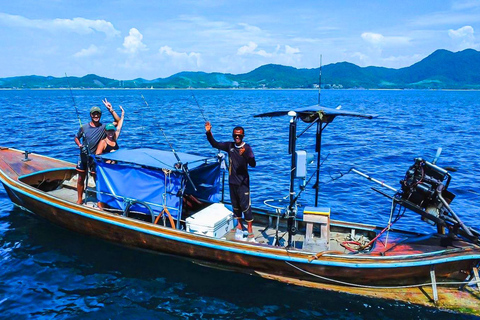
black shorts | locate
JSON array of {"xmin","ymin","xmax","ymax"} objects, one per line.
[
  {"xmin": 229, "ymin": 184, "xmax": 252, "ymax": 222},
  {"xmin": 76, "ymin": 153, "xmax": 96, "ymax": 174}
]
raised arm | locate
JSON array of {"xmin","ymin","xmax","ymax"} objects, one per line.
[
  {"xmin": 115, "ymin": 106, "xmax": 125, "ymax": 140},
  {"xmin": 205, "ymin": 121, "xmax": 229, "ymax": 152},
  {"xmin": 102, "ymin": 98, "xmax": 121, "ymax": 122}
]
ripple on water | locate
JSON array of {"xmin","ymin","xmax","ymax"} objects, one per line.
[{"xmin": 0, "ymin": 89, "xmax": 479, "ymax": 319}]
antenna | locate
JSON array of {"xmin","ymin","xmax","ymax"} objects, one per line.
[{"xmin": 318, "ymin": 55, "xmax": 322, "ymax": 106}]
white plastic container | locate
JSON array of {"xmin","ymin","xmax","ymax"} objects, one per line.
[{"xmin": 186, "ymin": 203, "xmax": 234, "ymax": 238}]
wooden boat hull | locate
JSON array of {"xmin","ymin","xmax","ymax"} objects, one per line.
[{"xmin": 1, "ymin": 147, "xmax": 479, "ymax": 314}]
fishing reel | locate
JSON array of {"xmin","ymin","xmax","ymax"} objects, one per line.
[{"xmin": 399, "ymin": 158, "xmax": 455, "ymax": 223}]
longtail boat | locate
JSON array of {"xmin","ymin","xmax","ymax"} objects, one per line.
[{"xmin": 0, "ymin": 105, "xmax": 479, "ymax": 315}]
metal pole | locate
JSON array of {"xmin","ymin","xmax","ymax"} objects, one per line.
[
  {"xmin": 318, "ymin": 55, "xmax": 322, "ymax": 105},
  {"xmin": 351, "ymin": 168, "xmax": 397, "ymax": 192},
  {"xmin": 288, "ymin": 114, "xmax": 297, "ymax": 247},
  {"xmin": 430, "ymin": 266, "xmax": 439, "ymax": 303},
  {"xmin": 314, "ymin": 122, "xmax": 322, "ymax": 207}
]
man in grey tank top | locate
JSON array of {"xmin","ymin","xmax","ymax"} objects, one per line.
[{"xmin": 74, "ymin": 99, "xmax": 121, "ymax": 204}]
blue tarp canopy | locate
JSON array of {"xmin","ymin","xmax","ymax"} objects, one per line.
[
  {"xmin": 94, "ymin": 148, "xmax": 222, "ymax": 219},
  {"xmin": 96, "ymin": 148, "xmax": 213, "ymax": 171}
]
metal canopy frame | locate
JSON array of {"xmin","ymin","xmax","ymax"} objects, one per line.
[{"xmin": 255, "ymin": 105, "xmax": 376, "ymax": 246}]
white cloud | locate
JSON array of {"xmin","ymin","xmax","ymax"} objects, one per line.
[
  {"xmin": 0, "ymin": 13, "xmax": 120, "ymax": 37},
  {"xmin": 361, "ymin": 32, "xmax": 384, "ymax": 45},
  {"xmin": 449, "ymin": 25, "xmax": 475, "ymax": 38},
  {"xmin": 448, "ymin": 25, "xmax": 477, "ymax": 49},
  {"xmin": 352, "ymin": 51, "xmax": 369, "ymax": 63},
  {"xmin": 285, "ymin": 45, "xmax": 300, "ymax": 55},
  {"xmin": 74, "ymin": 44, "xmax": 101, "ymax": 58},
  {"xmin": 237, "ymin": 42, "xmax": 272, "ymax": 57},
  {"xmin": 159, "ymin": 46, "xmax": 201, "ymax": 67},
  {"xmin": 237, "ymin": 42, "xmax": 258, "ymax": 55},
  {"xmin": 121, "ymin": 28, "xmax": 147, "ymax": 54},
  {"xmin": 230, "ymin": 42, "xmax": 301, "ymax": 72},
  {"xmin": 238, "ymin": 23, "xmax": 262, "ymax": 33},
  {"xmin": 361, "ymin": 32, "xmax": 411, "ymax": 47},
  {"xmin": 237, "ymin": 42, "xmax": 300, "ymax": 59}
]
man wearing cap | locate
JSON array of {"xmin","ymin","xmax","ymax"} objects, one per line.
[
  {"xmin": 205, "ymin": 121, "xmax": 256, "ymax": 242},
  {"xmin": 74, "ymin": 98, "xmax": 121, "ymax": 204}
]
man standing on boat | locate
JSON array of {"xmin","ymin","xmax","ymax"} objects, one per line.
[
  {"xmin": 205, "ymin": 122, "xmax": 256, "ymax": 241},
  {"xmin": 74, "ymin": 99, "xmax": 121, "ymax": 204}
]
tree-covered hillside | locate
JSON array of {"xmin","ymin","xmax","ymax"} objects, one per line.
[{"xmin": 1, "ymin": 49, "xmax": 479, "ymax": 89}]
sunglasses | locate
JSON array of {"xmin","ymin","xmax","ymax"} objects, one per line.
[{"xmin": 233, "ymin": 134, "xmax": 244, "ymax": 138}]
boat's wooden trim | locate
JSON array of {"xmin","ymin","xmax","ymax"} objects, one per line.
[
  {"xmin": 4, "ymin": 171, "xmax": 480, "ymax": 262},
  {"xmin": 4, "ymin": 170, "xmax": 480, "ymax": 265},
  {"xmin": 1, "ymin": 147, "xmax": 480, "ymax": 289}
]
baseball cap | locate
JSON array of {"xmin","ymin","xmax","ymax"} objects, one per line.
[{"xmin": 90, "ymin": 106, "xmax": 102, "ymax": 114}]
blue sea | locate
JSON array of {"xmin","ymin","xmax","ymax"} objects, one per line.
[{"xmin": 0, "ymin": 89, "xmax": 479, "ymax": 319}]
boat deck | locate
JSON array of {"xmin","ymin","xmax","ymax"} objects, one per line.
[
  {"xmin": 46, "ymin": 182, "xmax": 477, "ymax": 257},
  {"xmin": 46, "ymin": 180, "xmax": 356, "ymax": 252},
  {"xmin": 3, "ymin": 147, "xmax": 478, "ymax": 257}
]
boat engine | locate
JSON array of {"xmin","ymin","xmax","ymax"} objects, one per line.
[
  {"xmin": 399, "ymin": 158, "xmax": 455, "ymax": 224},
  {"xmin": 398, "ymin": 157, "xmax": 480, "ymax": 244}
]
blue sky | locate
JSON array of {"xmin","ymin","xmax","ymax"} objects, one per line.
[{"xmin": 0, "ymin": 0, "xmax": 479, "ymax": 79}]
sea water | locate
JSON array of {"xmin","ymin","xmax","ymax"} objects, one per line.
[{"xmin": 0, "ymin": 89, "xmax": 478, "ymax": 319}]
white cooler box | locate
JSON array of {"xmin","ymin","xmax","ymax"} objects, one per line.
[{"xmin": 186, "ymin": 203, "xmax": 234, "ymax": 238}]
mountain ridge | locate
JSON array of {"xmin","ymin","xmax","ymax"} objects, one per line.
[{"xmin": 1, "ymin": 49, "xmax": 480, "ymax": 89}]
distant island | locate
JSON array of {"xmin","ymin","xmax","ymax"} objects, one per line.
[{"xmin": 2, "ymin": 49, "xmax": 480, "ymax": 90}]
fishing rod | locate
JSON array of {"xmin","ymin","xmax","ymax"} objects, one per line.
[
  {"xmin": 191, "ymin": 90, "xmax": 208, "ymax": 122},
  {"xmin": 190, "ymin": 90, "xmax": 228, "ymax": 201},
  {"xmin": 66, "ymin": 72, "xmax": 91, "ymax": 203},
  {"xmin": 139, "ymin": 94, "xmax": 197, "ymax": 191},
  {"xmin": 134, "ymin": 81, "xmax": 146, "ymax": 148},
  {"xmin": 66, "ymin": 73, "xmax": 84, "ymax": 131}
]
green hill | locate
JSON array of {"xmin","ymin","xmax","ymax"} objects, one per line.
[{"xmin": 1, "ymin": 49, "xmax": 480, "ymax": 89}]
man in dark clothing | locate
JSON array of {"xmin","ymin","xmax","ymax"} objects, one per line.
[
  {"xmin": 74, "ymin": 99, "xmax": 120, "ymax": 204},
  {"xmin": 205, "ymin": 121, "xmax": 256, "ymax": 241}
]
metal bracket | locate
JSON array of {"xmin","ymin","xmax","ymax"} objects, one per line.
[
  {"xmin": 472, "ymin": 266, "xmax": 480, "ymax": 292},
  {"xmin": 430, "ymin": 265, "xmax": 439, "ymax": 303},
  {"xmin": 460, "ymin": 266, "xmax": 480, "ymax": 292},
  {"xmin": 22, "ymin": 150, "xmax": 31, "ymax": 162}
]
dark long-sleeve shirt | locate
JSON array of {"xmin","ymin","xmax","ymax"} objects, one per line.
[{"xmin": 206, "ymin": 131, "xmax": 256, "ymax": 187}]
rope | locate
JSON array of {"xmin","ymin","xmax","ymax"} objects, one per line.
[
  {"xmin": 285, "ymin": 261, "xmax": 480, "ymax": 289},
  {"xmin": 151, "ymin": 168, "xmax": 176, "ymax": 229},
  {"xmin": 154, "ymin": 205, "xmax": 176, "ymax": 229},
  {"xmin": 338, "ymin": 203, "xmax": 406, "ymax": 254}
]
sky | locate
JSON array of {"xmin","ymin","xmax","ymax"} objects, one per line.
[{"xmin": 0, "ymin": 0, "xmax": 479, "ymax": 80}]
